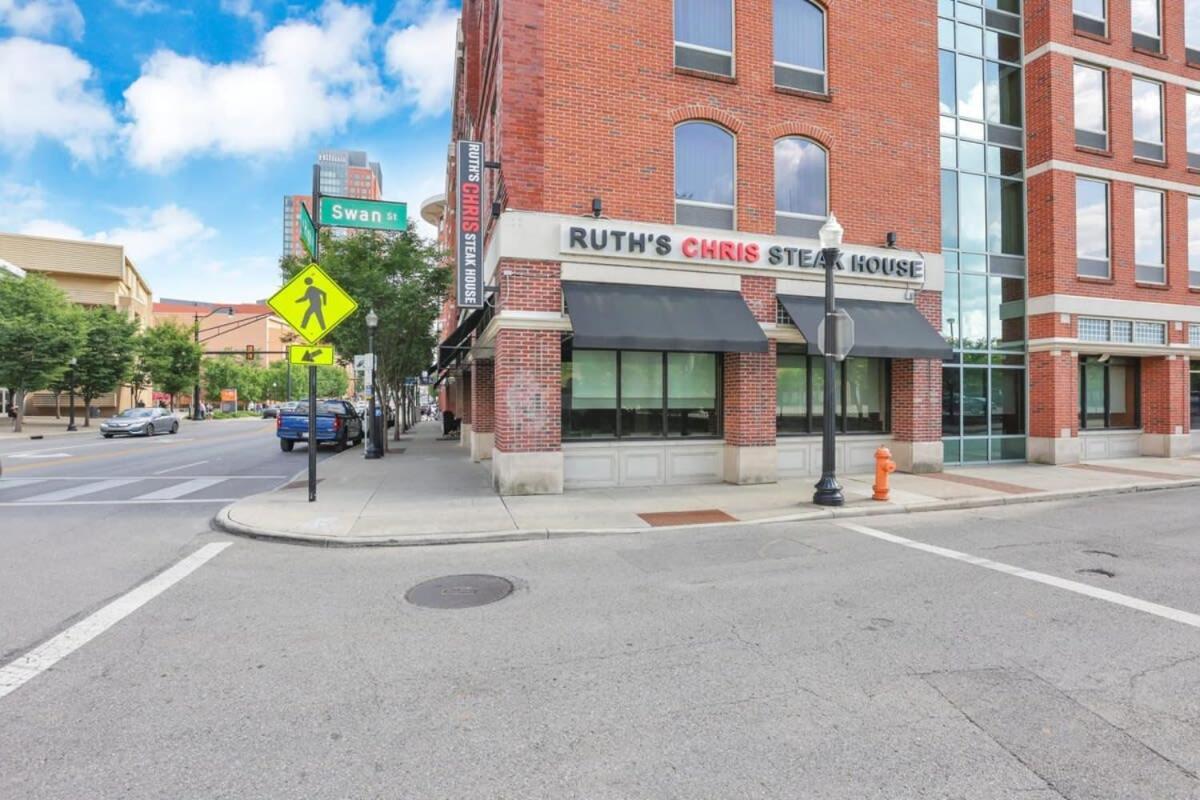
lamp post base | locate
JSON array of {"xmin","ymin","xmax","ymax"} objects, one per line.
[
  {"xmin": 66, "ymin": 424, "xmax": 77, "ymax": 432},
  {"xmin": 812, "ymin": 474, "xmax": 845, "ymax": 507}
]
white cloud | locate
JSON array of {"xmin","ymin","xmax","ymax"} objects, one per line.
[
  {"xmin": 219, "ymin": 0, "xmax": 264, "ymax": 29},
  {"xmin": 20, "ymin": 218, "xmax": 84, "ymax": 239},
  {"xmin": 123, "ymin": 1, "xmax": 390, "ymax": 169},
  {"xmin": 384, "ymin": 1, "xmax": 457, "ymax": 118},
  {"xmin": 18, "ymin": 204, "xmax": 215, "ymax": 267},
  {"xmin": 0, "ymin": 0, "xmax": 83, "ymax": 39},
  {"xmin": 0, "ymin": 38, "xmax": 116, "ymax": 161},
  {"xmin": 113, "ymin": 0, "xmax": 167, "ymax": 14}
]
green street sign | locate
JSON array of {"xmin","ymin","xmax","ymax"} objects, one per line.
[
  {"xmin": 319, "ymin": 197, "xmax": 407, "ymax": 232},
  {"xmin": 299, "ymin": 202, "xmax": 317, "ymax": 258}
]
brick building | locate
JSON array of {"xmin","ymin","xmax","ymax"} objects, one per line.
[{"xmin": 426, "ymin": 0, "xmax": 1200, "ymax": 496}]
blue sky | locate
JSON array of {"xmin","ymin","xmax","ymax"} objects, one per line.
[{"xmin": 0, "ymin": 0, "xmax": 457, "ymax": 302}]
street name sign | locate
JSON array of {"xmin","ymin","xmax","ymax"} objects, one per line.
[
  {"xmin": 288, "ymin": 344, "xmax": 335, "ymax": 366},
  {"xmin": 319, "ymin": 197, "xmax": 407, "ymax": 232},
  {"xmin": 267, "ymin": 263, "xmax": 359, "ymax": 345},
  {"xmin": 299, "ymin": 203, "xmax": 317, "ymax": 258}
]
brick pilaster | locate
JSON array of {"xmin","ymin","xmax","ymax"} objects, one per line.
[
  {"xmin": 494, "ymin": 329, "xmax": 561, "ymax": 454},
  {"xmin": 1141, "ymin": 356, "xmax": 1190, "ymax": 436},
  {"xmin": 472, "ymin": 359, "xmax": 495, "ymax": 434}
]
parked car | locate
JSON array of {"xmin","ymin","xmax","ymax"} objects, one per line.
[
  {"xmin": 276, "ymin": 399, "xmax": 364, "ymax": 452},
  {"xmin": 100, "ymin": 408, "xmax": 178, "ymax": 438},
  {"xmin": 261, "ymin": 405, "xmax": 280, "ymax": 419}
]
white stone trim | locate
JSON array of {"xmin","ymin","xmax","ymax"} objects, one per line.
[
  {"xmin": 1024, "ymin": 41, "xmax": 1200, "ymax": 91},
  {"xmin": 561, "ymin": 262, "xmax": 739, "ymax": 291},
  {"xmin": 775, "ymin": 279, "xmax": 922, "ymax": 303},
  {"xmin": 1027, "ymin": 337, "xmax": 1191, "ymax": 357},
  {"xmin": 475, "ymin": 310, "xmax": 571, "ymax": 350},
  {"xmin": 1027, "ymin": 293, "xmax": 1200, "ymax": 322},
  {"xmin": 1025, "ymin": 159, "xmax": 1200, "ymax": 196}
]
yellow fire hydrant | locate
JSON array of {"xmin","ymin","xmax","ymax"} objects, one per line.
[{"xmin": 873, "ymin": 446, "xmax": 896, "ymax": 501}]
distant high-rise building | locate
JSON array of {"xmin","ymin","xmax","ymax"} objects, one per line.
[{"xmin": 282, "ymin": 149, "xmax": 384, "ymax": 258}]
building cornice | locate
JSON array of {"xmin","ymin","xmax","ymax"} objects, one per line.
[
  {"xmin": 1028, "ymin": 293, "xmax": 1200, "ymax": 322},
  {"xmin": 1025, "ymin": 159, "xmax": 1200, "ymax": 194}
]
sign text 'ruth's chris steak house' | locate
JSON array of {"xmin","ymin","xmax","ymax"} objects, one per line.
[{"xmin": 425, "ymin": 0, "xmax": 1200, "ymax": 496}]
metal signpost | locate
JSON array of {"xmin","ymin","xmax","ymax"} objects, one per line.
[{"xmin": 268, "ymin": 264, "xmax": 359, "ymax": 502}]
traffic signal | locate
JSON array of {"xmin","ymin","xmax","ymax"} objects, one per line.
[{"xmin": 245, "ymin": 344, "xmax": 255, "ymax": 361}]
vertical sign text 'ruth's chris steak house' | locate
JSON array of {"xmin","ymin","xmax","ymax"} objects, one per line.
[{"xmin": 456, "ymin": 140, "xmax": 484, "ymax": 308}]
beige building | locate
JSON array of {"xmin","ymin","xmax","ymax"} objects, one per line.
[
  {"xmin": 153, "ymin": 301, "xmax": 292, "ymax": 365},
  {"xmin": 0, "ymin": 232, "xmax": 155, "ymax": 417}
]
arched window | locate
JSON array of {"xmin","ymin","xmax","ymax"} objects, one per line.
[
  {"xmin": 675, "ymin": 0, "xmax": 734, "ymax": 77},
  {"xmin": 775, "ymin": 137, "xmax": 827, "ymax": 237},
  {"xmin": 774, "ymin": 0, "xmax": 826, "ymax": 94},
  {"xmin": 675, "ymin": 122, "xmax": 735, "ymax": 230}
]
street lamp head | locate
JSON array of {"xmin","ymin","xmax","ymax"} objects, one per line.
[
  {"xmin": 819, "ymin": 214, "xmax": 844, "ymax": 250},
  {"xmin": 366, "ymin": 309, "xmax": 379, "ymax": 330},
  {"xmin": 69, "ymin": 357, "xmax": 77, "ymax": 367}
]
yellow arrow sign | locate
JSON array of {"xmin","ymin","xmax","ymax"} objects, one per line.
[
  {"xmin": 287, "ymin": 344, "xmax": 335, "ymax": 366},
  {"xmin": 268, "ymin": 263, "xmax": 359, "ymax": 345}
]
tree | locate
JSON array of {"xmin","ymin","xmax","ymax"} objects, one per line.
[
  {"xmin": 315, "ymin": 364, "xmax": 348, "ymax": 397},
  {"xmin": 141, "ymin": 321, "xmax": 202, "ymax": 410},
  {"xmin": 74, "ymin": 307, "xmax": 139, "ymax": 425},
  {"xmin": 201, "ymin": 356, "xmax": 242, "ymax": 406},
  {"xmin": 126, "ymin": 340, "xmax": 153, "ymax": 408},
  {"xmin": 0, "ymin": 274, "xmax": 82, "ymax": 432}
]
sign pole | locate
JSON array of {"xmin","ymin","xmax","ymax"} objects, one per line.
[{"xmin": 308, "ymin": 364, "xmax": 317, "ymax": 503}]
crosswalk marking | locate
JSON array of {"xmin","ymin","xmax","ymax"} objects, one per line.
[
  {"xmin": 20, "ymin": 478, "xmax": 141, "ymax": 503},
  {"xmin": 132, "ymin": 478, "xmax": 225, "ymax": 501},
  {"xmin": 0, "ymin": 479, "xmax": 47, "ymax": 493}
]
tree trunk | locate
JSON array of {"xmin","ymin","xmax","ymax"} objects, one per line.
[
  {"xmin": 12, "ymin": 390, "xmax": 24, "ymax": 433},
  {"xmin": 53, "ymin": 391, "xmax": 61, "ymax": 419},
  {"xmin": 82, "ymin": 395, "xmax": 93, "ymax": 426}
]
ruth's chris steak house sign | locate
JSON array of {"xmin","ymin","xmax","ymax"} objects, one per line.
[{"xmin": 560, "ymin": 223, "xmax": 926, "ymax": 281}]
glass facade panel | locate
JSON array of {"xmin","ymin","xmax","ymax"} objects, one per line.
[
  {"xmin": 1075, "ymin": 0, "xmax": 1105, "ymax": 21},
  {"xmin": 620, "ymin": 351, "xmax": 664, "ymax": 437},
  {"xmin": 963, "ymin": 369, "xmax": 988, "ymax": 435},
  {"xmin": 1080, "ymin": 357, "xmax": 1140, "ymax": 430},
  {"xmin": 844, "ymin": 358, "xmax": 886, "ymax": 433},
  {"xmin": 563, "ymin": 349, "xmax": 617, "ymax": 438},
  {"xmin": 1189, "ymin": 196, "xmax": 1200, "ymax": 288},
  {"xmin": 775, "ymin": 138, "xmax": 827, "ymax": 222},
  {"xmin": 1132, "ymin": 0, "xmax": 1160, "ymax": 36},
  {"xmin": 1076, "ymin": 178, "xmax": 1109, "ymax": 276},
  {"xmin": 675, "ymin": 0, "xmax": 732, "ymax": 52},
  {"xmin": 1189, "ymin": 93, "xmax": 1200, "ymax": 163},
  {"xmin": 1134, "ymin": 189, "xmax": 1165, "ymax": 283},
  {"xmin": 777, "ymin": 353, "xmax": 808, "ymax": 434},
  {"xmin": 957, "ymin": 54, "xmax": 984, "ymax": 120},
  {"xmin": 776, "ymin": 352, "xmax": 888, "ymax": 435},
  {"xmin": 675, "ymin": 122, "xmax": 734, "ymax": 229},
  {"xmin": 774, "ymin": 0, "xmax": 825, "ymax": 71},
  {"xmin": 959, "ymin": 173, "xmax": 987, "ymax": 252},
  {"xmin": 1132, "ymin": 79, "xmax": 1164, "ymax": 149},
  {"xmin": 1074, "ymin": 64, "xmax": 1107, "ymax": 145},
  {"xmin": 1191, "ymin": 367, "xmax": 1200, "ymax": 430},
  {"xmin": 990, "ymin": 369, "xmax": 1024, "ymax": 435},
  {"xmin": 667, "ymin": 353, "xmax": 718, "ymax": 437}
]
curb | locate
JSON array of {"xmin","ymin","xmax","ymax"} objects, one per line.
[{"xmin": 212, "ymin": 476, "xmax": 1200, "ymax": 548}]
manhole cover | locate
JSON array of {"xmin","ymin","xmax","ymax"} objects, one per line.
[{"xmin": 405, "ymin": 574, "xmax": 514, "ymax": 609}]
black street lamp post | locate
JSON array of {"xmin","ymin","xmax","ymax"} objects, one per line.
[
  {"xmin": 365, "ymin": 309, "xmax": 383, "ymax": 459},
  {"xmin": 66, "ymin": 357, "xmax": 78, "ymax": 432},
  {"xmin": 192, "ymin": 306, "xmax": 234, "ymax": 419},
  {"xmin": 813, "ymin": 215, "xmax": 846, "ymax": 507}
]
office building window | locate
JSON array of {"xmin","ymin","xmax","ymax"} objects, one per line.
[
  {"xmin": 1080, "ymin": 357, "xmax": 1139, "ymax": 430},
  {"xmin": 776, "ymin": 350, "xmax": 889, "ymax": 435},
  {"xmin": 1134, "ymin": 188, "xmax": 1166, "ymax": 284},
  {"xmin": 774, "ymin": 0, "xmax": 826, "ymax": 93},
  {"xmin": 674, "ymin": 0, "xmax": 733, "ymax": 76},
  {"xmin": 775, "ymin": 137, "xmax": 827, "ymax": 238},
  {"xmin": 1132, "ymin": 79, "xmax": 1164, "ymax": 161},
  {"xmin": 1074, "ymin": 64, "xmax": 1107, "ymax": 149},
  {"xmin": 1074, "ymin": 0, "xmax": 1107, "ymax": 36},
  {"xmin": 1189, "ymin": 0, "xmax": 1200, "ymax": 64},
  {"xmin": 1134, "ymin": 320, "xmax": 1166, "ymax": 345},
  {"xmin": 1190, "ymin": 196, "xmax": 1200, "ymax": 288},
  {"xmin": 1190, "ymin": 323, "xmax": 1200, "ymax": 347},
  {"xmin": 1076, "ymin": 178, "xmax": 1110, "ymax": 277},
  {"xmin": 675, "ymin": 122, "xmax": 735, "ymax": 230},
  {"xmin": 1131, "ymin": 0, "xmax": 1162, "ymax": 52},
  {"xmin": 561, "ymin": 344, "xmax": 721, "ymax": 439}
]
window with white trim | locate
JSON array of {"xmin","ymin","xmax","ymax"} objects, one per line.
[
  {"xmin": 675, "ymin": 122, "xmax": 735, "ymax": 230},
  {"xmin": 775, "ymin": 137, "xmax": 827, "ymax": 238},
  {"xmin": 1074, "ymin": 63, "xmax": 1107, "ymax": 150},
  {"xmin": 1079, "ymin": 317, "xmax": 1110, "ymax": 342},
  {"xmin": 1076, "ymin": 177, "xmax": 1110, "ymax": 277},
  {"xmin": 1074, "ymin": 0, "xmax": 1107, "ymax": 36},
  {"xmin": 1134, "ymin": 321, "xmax": 1167, "ymax": 345},
  {"xmin": 1131, "ymin": 0, "xmax": 1162, "ymax": 52},
  {"xmin": 1190, "ymin": 196, "xmax": 1200, "ymax": 288},
  {"xmin": 674, "ymin": 0, "xmax": 733, "ymax": 77},
  {"xmin": 1189, "ymin": 0, "xmax": 1200, "ymax": 65},
  {"xmin": 1189, "ymin": 323, "xmax": 1200, "ymax": 347},
  {"xmin": 1189, "ymin": 93, "xmax": 1200, "ymax": 170},
  {"xmin": 774, "ymin": 0, "xmax": 826, "ymax": 93},
  {"xmin": 1131, "ymin": 79, "xmax": 1164, "ymax": 161},
  {"xmin": 1134, "ymin": 188, "xmax": 1165, "ymax": 284}
]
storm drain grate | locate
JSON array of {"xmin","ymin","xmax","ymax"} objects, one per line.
[{"xmin": 406, "ymin": 574, "xmax": 514, "ymax": 609}]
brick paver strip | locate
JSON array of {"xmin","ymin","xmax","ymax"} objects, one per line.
[
  {"xmin": 638, "ymin": 509, "xmax": 739, "ymax": 527},
  {"xmin": 921, "ymin": 472, "xmax": 1042, "ymax": 495},
  {"xmin": 1067, "ymin": 463, "xmax": 1189, "ymax": 481}
]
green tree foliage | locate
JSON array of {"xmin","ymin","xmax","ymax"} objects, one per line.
[
  {"xmin": 141, "ymin": 321, "xmax": 202, "ymax": 409},
  {"xmin": 0, "ymin": 274, "xmax": 82, "ymax": 432},
  {"xmin": 74, "ymin": 307, "xmax": 139, "ymax": 426},
  {"xmin": 200, "ymin": 355, "xmax": 277, "ymax": 409},
  {"xmin": 281, "ymin": 225, "xmax": 448, "ymax": 438},
  {"xmin": 316, "ymin": 364, "xmax": 348, "ymax": 397}
]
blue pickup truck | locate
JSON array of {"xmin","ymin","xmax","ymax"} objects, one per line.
[{"xmin": 276, "ymin": 399, "xmax": 364, "ymax": 452}]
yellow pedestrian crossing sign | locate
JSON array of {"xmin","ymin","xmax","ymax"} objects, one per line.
[
  {"xmin": 268, "ymin": 263, "xmax": 358, "ymax": 344},
  {"xmin": 288, "ymin": 344, "xmax": 335, "ymax": 366}
]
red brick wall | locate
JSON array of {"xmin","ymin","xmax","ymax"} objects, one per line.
[
  {"xmin": 724, "ymin": 342, "xmax": 777, "ymax": 448},
  {"xmin": 494, "ymin": 329, "xmax": 561, "ymax": 453},
  {"xmin": 1141, "ymin": 356, "xmax": 1191, "ymax": 435},
  {"xmin": 498, "ymin": 259, "xmax": 562, "ymax": 313},
  {"xmin": 459, "ymin": 369, "xmax": 472, "ymax": 425},
  {"xmin": 891, "ymin": 291, "xmax": 942, "ymax": 444},
  {"xmin": 1029, "ymin": 350, "xmax": 1079, "ymax": 439},
  {"xmin": 472, "ymin": 359, "xmax": 495, "ymax": 434}
]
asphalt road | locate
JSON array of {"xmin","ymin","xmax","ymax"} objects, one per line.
[{"xmin": 3, "ymin": 439, "xmax": 1200, "ymax": 799}]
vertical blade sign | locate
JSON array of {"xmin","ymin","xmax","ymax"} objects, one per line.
[{"xmin": 456, "ymin": 140, "xmax": 485, "ymax": 308}]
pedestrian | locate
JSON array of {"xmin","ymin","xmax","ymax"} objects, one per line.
[{"xmin": 6, "ymin": 403, "xmax": 16, "ymax": 427}]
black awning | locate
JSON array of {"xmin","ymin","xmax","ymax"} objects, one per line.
[
  {"xmin": 563, "ymin": 282, "xmax": 769, "ymax": 353},
  {"xmin": 436, "ymin": 305, "xmax": 487, "ymax": 370},
  {"xmin": 777, "ymin": 295, "xmax": 953, "ymax": 360}
]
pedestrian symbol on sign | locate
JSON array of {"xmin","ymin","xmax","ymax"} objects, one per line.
[
  {"xmin": 298, "ymin": 277, "xmax": 327, "ymax": 331},
  {"xmin": 268, "ymin": 263, "xmax": 359, "ymax": 345}
]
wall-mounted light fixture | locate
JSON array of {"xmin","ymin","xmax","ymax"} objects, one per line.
[
  {"xmin": 592, "ymin": 197, "xmax": 603, "ymax": 218},
  {"xmin": 885, "ymin": 232, "xmax": 897, "ymax": 249}
]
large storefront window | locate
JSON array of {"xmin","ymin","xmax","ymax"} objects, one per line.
[
  {"xmin": 562, "ymin": 343, "xmax": 720, "ymax": 439},
  {"xmin": 1079, "ymin": 356, "xmax": 1140, "ymax": 430},
  {"xmin": 776, "ymin": 349, "xmax": 888, "ymax": 434},
  {"xmin": 1192, "ymin": 362, "xmax": 1200, "ymax": 430}
]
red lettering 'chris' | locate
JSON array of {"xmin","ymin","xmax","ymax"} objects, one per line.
[{"xmin": 682, "ymin": 237, "xmax": 699, "ymax": 258}]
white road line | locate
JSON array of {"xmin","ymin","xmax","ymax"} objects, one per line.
[
  {"xmin": 1, "ymin": 475, "xmax": 289, "ymax": 481},
  {"xmin": 9, "ymin": 452, "xmax": 71, "ymax": 460},
  {"xmin": 133, "ymin": 478, "xmax": 225, "ymax": 501},
  {"xmin": 838, "ymin": 522, "xmax": 1200, "ymax": 630},
  {"xmin": 18, "ymin": 478, "xmax": 141, "ymax": 503},
  {"xmin": 153, "ymin": 460, "xmax": 209, "ymax": 475},
  {"xmin": 0, "ymin": 479, "xmax": 47, "ymax": 492},
  {"xmin": 0, "ymin": 498, "xmax": 237, "ymax": 507},
  {"xmin": 0, "ymin": 542, "xmax": 232, "ymax": 701}
]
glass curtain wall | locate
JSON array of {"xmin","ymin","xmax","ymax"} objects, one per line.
[{"xmin": 938, "ymin": 0, "xmax": 1027, "ymax": 464}]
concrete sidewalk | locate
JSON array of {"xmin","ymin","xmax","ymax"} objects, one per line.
[
  {"xmin": 215, "ymin": 422, "xmax": 1200, "ymax": 546},
  {"xmin": 0, "ymin": 416, "xmax": 103, "ymax": 441}
]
